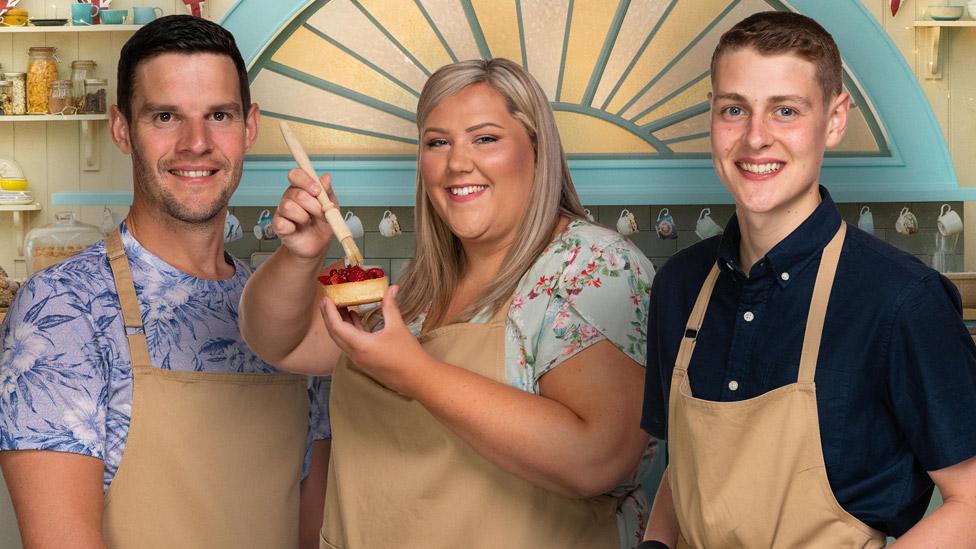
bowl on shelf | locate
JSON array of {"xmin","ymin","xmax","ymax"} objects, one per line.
[
  {"xmin": 927, "ymin": 4, "xmax": 965, "ymax": 20},
  {"xmin": 0, "ymin": 8, "xmax": 30, "ymax": 26},
  {"xmin": 99, "ymin": 9, "xmax": 128, "ymax": 25}
]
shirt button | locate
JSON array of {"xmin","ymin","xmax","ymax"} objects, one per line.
[
  {"xmin": 728, "ymin": 380, "xmax": 739, "ymax": 391},
  {"xmin": 743, "ymin": 311, "xmax": 754, "ymax": 322},
  {"xmin": 781, "ymin": 272, "xmax": 790, "ymax": 281}
]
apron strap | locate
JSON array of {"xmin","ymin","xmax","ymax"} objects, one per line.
[
  {"xmin": 104, "ymin": 228, "xmax": 153, "ymax": 370},
  {"xmin": 674, "ymin": 264, "xmax": 720, "ymax": 373},
  {"xmin": 797, "ymin": 222, "xmax": 847, "ymax": 384}
]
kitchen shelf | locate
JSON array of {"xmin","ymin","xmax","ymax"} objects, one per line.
[
  {"xmin": 0, "ymin": 203, "xmax": 41, "ymax": 256},
  {"xmin": 913, "ymin": 21, "xmax": 976, "ymax": 79},
  {"xmin": 0, "ymin": 114, "xmax": 107, "ymax": 122},
  {"xmin": 913, "ymin": 21, "xmax": 976, "ymax": 27},
  {"xmin": 0, "ymin": 24, "xmax": 142, "ymax": 33}
]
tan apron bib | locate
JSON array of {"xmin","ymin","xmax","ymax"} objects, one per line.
[
  {"xmin": 668, "ymin": 223, "xmax": 886, "ymax": 549},
  {"xmin": 100, "ymin": 229, "xmax": 310, "ymax": 549},
  {"xmin": 323, "ymin": 304, "xmax": 619, "ymax": 549}
]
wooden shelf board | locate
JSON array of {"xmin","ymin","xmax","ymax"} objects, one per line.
[
  {"xmin": 913, "ymin": 20, "xmax": 976, "ymax": 27},
  {"xmin": 0, "ymin": 203, "xmax": 41, "ymax": 212},
  {"xmin": 0, "ymin": 24, "xmax": 142, "ymax": 33},
  {"xmin": 0, "ymin": 114, "xmax": 108, "ymax": 122}
]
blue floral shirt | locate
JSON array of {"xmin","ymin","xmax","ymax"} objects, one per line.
[{"xmin": 0, "ymin": 224, "xmax": 330, "ymax": 491}]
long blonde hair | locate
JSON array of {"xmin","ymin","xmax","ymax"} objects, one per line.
[{"xmin": 395, "ymin": 58, "xmax": 586, "ymax": 326}]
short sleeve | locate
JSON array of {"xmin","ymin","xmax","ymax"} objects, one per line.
[
  {"xmin": 0, "ymin": 275, "xmax": 109, "ymax": 459},
  {"xmin": 886, "ymin": 274, "xmax": 976, "ymax": 471},
  {"xmin": 511, "ymin": 225, "xmax": 654, "ymax": 389}
]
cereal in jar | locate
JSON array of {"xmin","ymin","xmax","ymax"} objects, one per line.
[{"xmin": 27, "ymin": 47, "xmax": 59, "ymax": 115}]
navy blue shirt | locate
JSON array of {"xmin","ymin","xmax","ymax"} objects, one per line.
[{"xmin": 641, "ymin": 188, "xmax": 976, "ymax": 536}]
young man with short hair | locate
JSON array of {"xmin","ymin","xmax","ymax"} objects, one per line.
[
  {"xmin": 0, "ymin": 15, "xmax": 329, "ymax": 548},
  {"xmin": 639, "ymin": 11, "xmax": 976, "ymax": 548}
]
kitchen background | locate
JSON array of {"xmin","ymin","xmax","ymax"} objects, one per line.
[
  {"xmin": 1, "ymin": 0, "xmax": 975, "ymax": 546},
  {"xmin": 1, "ymin": 0, "xmax": 975, "ymax": 281}
]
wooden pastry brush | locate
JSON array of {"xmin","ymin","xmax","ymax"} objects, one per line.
[{"xmin": 279, "ymin": 121, "xmax": 364, "ymax": 266}]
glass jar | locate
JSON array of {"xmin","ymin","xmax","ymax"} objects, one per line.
[
  {"xmin": 70, "ymin": 60, "xmax": 96, "ymax": 110},
  {"xmin": 27, "ymin": 47, "xmax": 59, "ymax": 114},
  {"xmin": 0, "ymin": 80, "xmax": 12, "ymax": 116},
  {"xmin": 3, "ymin": 72, "xmax": 26, "ymax": 115},
  {"xmin": 80, "ymin": 78, "xmax": 108, "ymax": 114},
  {"xmin": 24, "ymin": 212, "xmax": 103, "ymax": 275},
  {"xmin": 48, "ymin": 79, "xmax": 74, "ymax": 114}
]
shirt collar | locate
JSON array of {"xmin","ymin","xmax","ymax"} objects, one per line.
[{"xmin": 717, "ymin": 186, "xmax": 842, "ymax": 287}]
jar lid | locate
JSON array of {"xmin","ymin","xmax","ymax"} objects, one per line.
[
  {"xmin": 28, "ymin": 46, "xmax": 57, "ymax": 54},
  {"xmin": 85, "ymin": 78, "xmax": 108, "ymax": 85},
  {"xmin": 2, "ymin": 72, "xmax": 25, "ymax": 78},
  {"xmin": 0, "ymin": 80, "xmax": 11, "ymax": 86},
  {"xmin": 71, "ymin": 60, "xmax": 97, "ymax": 69}
]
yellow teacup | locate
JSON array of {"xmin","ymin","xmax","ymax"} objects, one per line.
[
  {"xmin": 0, "ymin": 8, "xmax": 29, "ymax": 26},
  {"xmin": 0, "ymin": 178, "xmax": 28, "ymax": 191}
]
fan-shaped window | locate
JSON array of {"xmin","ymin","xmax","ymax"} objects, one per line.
[{"xmin": 223, "ymin": 0, "xmax": 964, "ymax": 205}]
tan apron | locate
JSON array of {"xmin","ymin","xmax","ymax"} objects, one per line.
[
  {"xmin": 100, "ymin": 229, "xmax": 310, "ymax": 549},
  {"xmin": 323, "ymin": 304, "xmax": 620, "ymax": 549},
  {"xmin": 667, "ymin": 222, "xmax": 885, "ymax": 548}
]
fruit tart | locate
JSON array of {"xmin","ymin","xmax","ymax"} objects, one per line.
[{"xmin": 318, "ymin": 265, "xmax": 389, "ymax": 307}]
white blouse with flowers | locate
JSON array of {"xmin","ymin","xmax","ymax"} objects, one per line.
[{"xmin": 407, "ymin": 218, "xmax": 656, "ymax": 548}]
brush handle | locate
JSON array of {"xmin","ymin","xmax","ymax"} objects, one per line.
[{"xmin": 279, "ymin": 121, "xmax": 363, "ymax": 265}]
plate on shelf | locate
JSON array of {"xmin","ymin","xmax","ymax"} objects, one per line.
[
  {"xmin": 30, "ymin": 18, "xmax": 68, "ymax": 26},
  {"xmin": 0, "ymin": 191, "xmax": 33, "ymax": 205}
]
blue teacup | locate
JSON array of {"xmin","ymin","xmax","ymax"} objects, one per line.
[
  {"xmin": 132, "ymin": 6, "xmax": 163, "ymax": 25},
  {"xmin": 71, "ymin": 3, "xmax": 98, "ymax": 26},
  {"xmin": 99, "ymin": 9, "xmax": 128, "ymax": 25},
  {"xmin": 252, "ymin": 209, "xmax": 278, "ymax": 241}
]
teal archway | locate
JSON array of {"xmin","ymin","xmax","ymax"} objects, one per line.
[{"xmin": 221, "ymin": 0, "xmax": 967, "ymax": 206}]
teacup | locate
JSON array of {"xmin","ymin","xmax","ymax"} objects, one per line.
[
  {"xmin": 100, "ymin": 206, "xmax": 124, "ymax": 234},
  {"xmin": 224, "ymin": 211, "xmax": 243, "ymax": 243},
  {"xmin": 344, "ymin": 211, "xmax": 364, "ymax": 239},
  {"xmin": 99, "ymin": 9, "xmax": 127, "ymax": 24},
  {"xmin": 616, "ymin": 209, "xmax": 638, "ymax": 236},
  {"xmin": 252, "ymin": 209, "xmax": 278, "ymax": 240},
  {"xmin": 132, "ymin": 6, "xmax": 163, "ymax": 24},
  {"xmin": 71, "ymin": 2, "xmax": 98, "ymax": 25},
  {"xmin": 656, "ymin": 208, "xmax": 677, "ymax": 240},
  {"xmin": 695, "ymin": 208, "xmax": 723, "ymax": 240},
  {"xmin": 857, "ymin": 206, "xmax": 874, "ymax": 235},
  {"xmin": 937, "ymin": 204, "xmax": 963, "ymax": 236},
  {"xmin": 0, "ymin": 8, "xmax": 29, "ymax": 26},
  {"xmin": 894, "ymin": 207, "xmax": 918, "ymax": 236},
  {"xmin": 379, "ymin": 210, "xmax": 401, "ymax": 238}
]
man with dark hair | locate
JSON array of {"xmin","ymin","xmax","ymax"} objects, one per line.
[
  {"xmin": 0, "ymin": 15, "xmax": 329, "ymax": 548},
  {"xmin": 638, "ymin": 10, "xmax": 976, "ymax": 549}
]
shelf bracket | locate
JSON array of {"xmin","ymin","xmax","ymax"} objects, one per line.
[
  {"xmin": 923, "ymin": 26, "xmax": 944, "ymax": 80},
  {"xmin": 80, "ymin": 120, "xmax": 101, "ymax": 171}
]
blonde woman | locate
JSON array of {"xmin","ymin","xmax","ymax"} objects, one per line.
[{"xmin": 241, "ymin": 58, "xmax": 655, "ymax": 549}]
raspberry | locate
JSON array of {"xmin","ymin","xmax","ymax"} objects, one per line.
[
  {"xmin": 347, "ymin": 269, "xmax": 367, "ymax": 282},
  {"xmin": 366, "ymin": 267, "xmax": 385, "ymax": 279},
  {"xmin": 330, "ymin": 273, "xmax": 345, "ymax": 285},
  {"xmin": 317, "ymin": 275, "xmax": 331, "ymax": 286}
]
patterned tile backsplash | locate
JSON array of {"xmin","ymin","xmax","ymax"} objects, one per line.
[{"xmin": 226, "ymin": 202, "xmax": 965, "ymax": 280}]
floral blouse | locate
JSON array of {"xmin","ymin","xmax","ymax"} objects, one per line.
[{"xmin": 408, "ymin": 219, "xmax": 656, "ymax": 548}]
